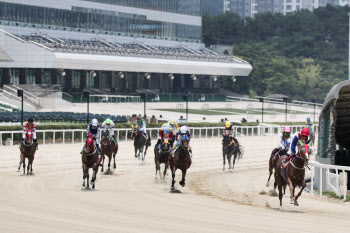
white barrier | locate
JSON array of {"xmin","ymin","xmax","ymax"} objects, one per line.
[
  {"xmin": 309, "ymin": 161, "xmax": 350, "ymax": 200},
  {"xmin": 0, "ymin": 124, "xmax": 318, "ymax": 146}
]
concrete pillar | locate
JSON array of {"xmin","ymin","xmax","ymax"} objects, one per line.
[
  {"xmin": 111, "ymin": 71, "xmax": 116, "ymax": 93},
  {"xmin": 66, "ymin": 69, "xmax": 73, "ymax": 92},
  {"xmin": 181, "ymin": 74, "xmax": 184, "ymax": 88},
  {"xmin": 52, "ymin": 69, "xmax": 59, "ymax": 85},
  {"xmin": 80, "ymin": 70, "xmax": 87, "ymax": 91},
  {"xmin": 132, "ymin": 72, "xmax": 138, "ymax": 92},
  {"xmin": 19, "ymin": 68, "xmax": 27, "ymax": 84},
  {"xmin": 159, "ymin": 73, "xmax": 163, "ymax": 90},
  {"xmin": 3, "ymin": 68, "xmax": 11, "ymax": 85},
  {"xmin": 35, "ymin": 68, "xmax": 43, "ymax": 84},
  {"xmin": 94, "ymin": 71, "xmax": 101, "ymax": 89}
]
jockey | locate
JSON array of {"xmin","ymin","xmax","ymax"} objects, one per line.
[
  {"xmin": 281, "ymin": 127, "xmax": 311, "ymax": 169},
  {"xmin": 102, "ymin": 118, "xmax": 118, "ymax": 147},
  {"xmin": 222, "ymin": 121, "xmax": 238, "ymax": 146},
  {"xmin": 172, "ymin": 125, "xmax": 192, "ymax": 157},
  {"xmin": 306, "ymin": 117, "xmax": 313, "ymax": 131},
  {"xmin": 81, "ymin": 118, "xmax": 101, "ymax": 154},
  {"xmin": 277, "ymin": 126, "xmax": 292, "ymax": 152},
  {"xmin": 22, "ymin": 117, "xmax": 38, "ymax": 150},
  {"xmin": 168, "ymin": 120, "xmax": 178, "ymax": 137},
  {"xmin": 155, "ymin": 123, "xmax": 173, "ymax": 151},
  {"xmin": 136, "ymin": 115, "xmax": 151, "ymax": 146}
]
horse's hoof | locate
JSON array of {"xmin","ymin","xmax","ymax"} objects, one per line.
[
  {"xmin": 114, "ymin": 164, "xmax": 116, "ymax": 169},
  {"xmin": 229, "ymin": 169, "xmax": 233, "ymax": 173},
  {"xmin": 101, "ymin": 169, "xmax": 104, "ymax": 173},
  {"xmin": 179, "ymin": 181, "xmax": 185, "ymax": 187},
  {"xmin": 279, "ymin": 206, "xmax": 284, "ymax": 211},
  {"xmin": 294, "ymin": 200, "xmax": 299, "ymax": 206},
  {"xmin": 290, "ymin": 200, "xmax": 295, "ymax": 205},
  {"xmin": 171, "ymin": 186, "xmax": 175, "ymax": 191},
  {"xmin": 266, "ymin": 182, "xmax": 269, "ymax": 187}
]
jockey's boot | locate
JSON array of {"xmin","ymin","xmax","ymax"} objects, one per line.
[
  {"xmin": 171, "ymin": 146, "xmax": 177, "ymax": 157},
  {"xmin": 34, "ymin": 139, "xmax": 39, "ymax": 150},
  {"xmin": 147, "ymin": 133, "xmax": 151, "ymax": 146},
  {"xmin": 112, "ymin": 135, "xmax": 118, "ymax": 147},
  {"xmin": 96, "ymin": 144, "xmax": 101, "ymax": 155},
  {"xmin": 189, "ymin": 148, "xmax": 193, "ymax": 157}
]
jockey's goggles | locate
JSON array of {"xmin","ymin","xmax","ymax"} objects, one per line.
[
  {"xmin": 92, "ymin": 125, "xmax": 97, "ymax": 129},
  {"xmin": 301, "ymin": 134, "xmax": 307, "ymax": 138}
]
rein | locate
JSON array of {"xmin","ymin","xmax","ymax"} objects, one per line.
[
  {"xmin": 23, "ymin": 139, "xmax": 33, "ymax": 147},
  {"xmin": 86, "ymin": 147, "xmax": 97, "ymax": 156},
  {"xmin": 289, "ymin": 156, "xmax": 306, "ymax": 170}
]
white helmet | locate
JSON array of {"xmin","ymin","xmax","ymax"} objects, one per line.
[
  {"xmin": 180, "ymin": 125, "xmax": 188, "ymax": 134},
  {"xmin": 92, "ymin": 118, "xmax": 98, "ymax": 127}
]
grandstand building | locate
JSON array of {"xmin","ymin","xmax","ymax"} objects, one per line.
[{"xmin": 0, "ymin": 0, "xmax": 252, "ymax": 105}]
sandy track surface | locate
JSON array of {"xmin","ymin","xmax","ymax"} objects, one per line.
[{"xmin": 0, "ymin": 136, "xmax": 349, "ymax": 233}]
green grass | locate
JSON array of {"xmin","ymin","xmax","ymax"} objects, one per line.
[
  {"xmin": 155, "ymin": 109, "xmax": 232, "ymax": 115},
  {"xmin": 322, "ymin": 191, "xmax": 350, "ymax": 201},
  {"xmin": 213, "ymin": 108, "xmax": 308, "ymax": 114}
]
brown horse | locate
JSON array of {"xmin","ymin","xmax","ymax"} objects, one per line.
[
  {"xmin": 18, "ymin": 130, "xmax": 36, "ymax": 175},
  {"xmin": 275, "ymin": 140, "xmax": 310, "ymax": 210},
  {"xmin": 169, "ymin": 135, "xmax": 192, "ymax": 191},
  {"xmin": 100, "ymin": 130, "xmax": 118, "ymax": 173},
  {"xmin": 154, "ymin": 136, "xmax": 171, "ymax": 180},
  {"xmin": 82, "ymin": 136, "xmax": 100, "ymax": 190},
  {"xmin": 267, "ymin": 148, "xmax": 288, "ymax": 188}
]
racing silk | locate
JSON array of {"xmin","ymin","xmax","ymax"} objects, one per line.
[
  {"xmin": 102, "ymin": 120, "xmax": 115, "ymax": 135},
  {"xmin": 87, "ymin": 123, "xmax": 101, "ymax": 140},
  {"xmin": 23, "ymin": 121, "xmax": 36, "ymax": 139},
  {"xmin": 290, "ymin": 133, "xmax": 311, "ymax": 154},
  {"xmin": 277, "ymin": 132, "xmax": 292, "ymax": 150},
  {"xmin": 136, "ymin": 119, "xmax": 146, "ymax": 134},
  {"xmin": 160, "ymin": 123, "xmax": 173, "ymax": 140},
  {"xmin": 168, "ymin": 120, "xmax": 178, "ymax": 133},
  {"xmin": 223, "ymin": 125, "xmax": 235, "ymax": 137}
]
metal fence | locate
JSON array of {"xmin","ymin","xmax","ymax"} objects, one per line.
[{"xmin": 0, "ymin": 124, "xmax": 318, "ymax": 146}]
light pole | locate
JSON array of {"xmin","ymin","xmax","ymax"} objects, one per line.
[
  {"xmin": 283, "ymin": 97, "xmax": 290, "ymax": 123},
  {"xmin": 313, "ymin": 101, "xmax": 316, "ymax": 122},
  {"xmin": 17, "ymin": 90, "xmax": 23, "ymax": 124},
  {"xmin": 259, "ymin": 97, "xmax": 264, "ymax": 123},
  {"xmin": 349, "ymin": 13, "xmax": 350, "ymax": 80},
  {"xmin": 84, "ymin": 91, "xmax": 90, "ymax": 124}
]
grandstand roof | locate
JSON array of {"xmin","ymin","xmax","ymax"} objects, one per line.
[{"xmin": 0, "ymin": 30, "xmax": 252, "ymax": 76}]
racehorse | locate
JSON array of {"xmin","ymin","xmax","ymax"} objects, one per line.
[
  {"xmin": 100, "ymin": 129, "xmax": 118, "ymax": 173},
  {"xmin": 81, "ymin": 136, "xmax": 100, "ymax": 190},
  {"xmin": 131, "ymin": 125, "xmax": 149, "ymax": 163},
  {"xmin": 169, "ymin": 135, "xmax": 192, "ymax": 191},
  {"xmin": 222, "ymin": 135, "xmax": 243, "ymax": 172},
  {"xmin": 267, "ymin": 139, "xmax": 291, "ymax": 188},
  {"xmin": 18, "ymin": 130, "xmax": 36, "ymax": 175},
  {"xmin": 275, "ymin": 140, "xmax": 310, "ymax": 210},
  {"xmin": 154, "ymin": 133, "xmax": 171, "ymax": 179}
]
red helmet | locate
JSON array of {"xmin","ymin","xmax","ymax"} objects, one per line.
[
  {"xmin": 86, "ymin": 137, "xmax": 94, "ymax": 147},
  {"xmin": 301, "ymin": 128, "xmax": 309, "ymax": 137}
]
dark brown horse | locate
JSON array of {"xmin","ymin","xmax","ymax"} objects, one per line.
[
  {"xmin": 154, "ymin": 135, "xmax": 171, "ymax": 179},
  {"xmin": 169, "ymin": 135, "xmax": 192, "ymax": 191},
  {"xmin": 82, "ymin": 136, "xmax": 100, "ymax": 190},
  {"xmin": 222, "ymin": 135, "xmax": 243, "ymax": 172},
  {"xmin": 267, "ymin": 148, "xmax": 289, "ymax": 188},
  {"xmin": 100, "ymin": 130, "xmax": 118, "ymax": 173},
  {"xmin": 275, "ymin": 140, "xmax": 310, "ymax": 210},
  {"xmin": 18, "ymin": 130, "xmax": 36, "ymax": 175}
]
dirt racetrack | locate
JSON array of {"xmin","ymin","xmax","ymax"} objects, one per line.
[{"xmin": 1, "ymin": 136, "xmax": 349, "ymax": 233}]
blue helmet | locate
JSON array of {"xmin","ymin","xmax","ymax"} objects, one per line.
[
  {"xmin": 307, "ymin": 117, "xmax": 310, "ymax": 121},
  {"xmin": 164, "ymin": 127, "xmax": 170, "ymax": 134}
]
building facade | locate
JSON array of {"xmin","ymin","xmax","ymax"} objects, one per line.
[{"xmin": 0, "ymin": 0, "xmax": 252, "ymax": 96}]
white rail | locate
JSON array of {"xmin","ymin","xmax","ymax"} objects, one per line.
[
  {"xmin": 0, "ymin": 125, "xmax": 318, "ymax": 147},
  {"xmin": 309, "ymin": 161, "xmax": 350, "ymax": 200}
]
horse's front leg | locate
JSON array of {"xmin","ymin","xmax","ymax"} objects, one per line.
[
  {"xmin": 22, "ymin": 156, "xmax": 26, "ymax": 175},
  {"xmin": 171, "ymin": 167, "xmax": 176, "ymax": 191},
  {"xmin": 91, "ymin": 163, "xmax": 98, "ymax": 190},
  {"xmin": 107, "ymin": 153, "xmax": 112, "ymax": 171},
  {"xmin": 82, "ymin": 164, "xmax": 87, "ymax": 188},
  {"xmin": 135, "ymin": 147, "xmax": 138, "ymax": 158},
  {"xmin": 155, "ymin": 158, "xmax": 160, "ymax": 179},
  {"xmin": 113, "ymin": 145, "xmax": 118, "ymax": 168},
  {"xmin": 228, "ymin": 152, "xmax": 233, "ymax": 172},
  {"xmin": 18, "ymin": 153, "xmax": 24, "ymax": 172},
  {"xmin": 163, "ymin": 161, "xmax": 169, "ymax": 180},
  {"xmin": 232, "ymin": 150, "xmax": 237, "ymax": 171},
  {"xmin": 179, "ymin": 169, "xmax": 187, "ymax": 187},
  {"xmin": 267, "ymin": 157, "xmax": 273, "ymax": 187},
  {"xmin": 293, "ymin": 180, "xmax": 306, "ymax": 206},
  {"xmin": 287, "ymin": 177, "xmax": 294, "ymax": 204},
  {"xmin": 222, "ymin": 152, "xmax": 226, "ymax": 172},
  {"xmin": 100, "ymin": 154, "xmax": 105, "ymax": 173}
]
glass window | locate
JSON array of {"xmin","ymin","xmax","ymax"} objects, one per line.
[
  {"xmin": 86, "ymin": 73, "xmax": 94, "ymax": 87},
  {"xmin": 0, "ymin": 69, "xmax": 3, "ymax": 87},
  {"xmin": 0, "ymin": 2, "xmax": 201, "ymax": 41},
  {"xmin": 101, "ymin": 72, "xmax": 109, "ymax": 88},
  {"xmin": 296, "ymin": 5, "xmax": 300, "ymax": 10},
  {"xmin": 286, "ymin": 5, "xmax": 292, "ymax": 10},
  {"xmin": 10, "ymin": 69, "xmax": 19, "ymax": 85},
  {"xmin": 27, "ymin": 69, "xmax": 36, "ymax": 84},
  {"xmin": 296, "ymin": 0, "xmax": 300, "ymax": 3},
  {"xmin": 286, "ymin": 0, "xmax": 292, "ymax": 3},
  {"xmin": 73, "ymin": 71, "xmax": 80, "ymax": 88}
]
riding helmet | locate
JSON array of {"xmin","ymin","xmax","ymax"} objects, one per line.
[
  {"xmin": 225, "ymin": 121, "xmax": 231, "ymax": 128},
  {"xmin": 301, "ymin": 128, "xmax": 309, "ymax": 137},
  {"xmin": 28, "ymin": 117, "xmax": 34, "ymax": 123}
]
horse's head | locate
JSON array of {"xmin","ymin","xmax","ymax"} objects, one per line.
[
  {"xmin": 25, "ymin": 130, "xmax": 33, "ymax": 144},
  {"xmin": 298, "ymin": 140, "xmax": 312, "ymax": 164},
  {"xmin": 102, "ymin": 130, "xmax": 110, "ymax": 146},
  {"xmin": 161, "ymin": 134, "xmax": 171, "ymax": 151},
  {"xmin": 181, "ymin": 134, "xmax": 189, "ymax": 148},
  {"xmin": 85, "ymin": 136, "xmax": 95, "ymax": 154},
  {"xmin": 222, "ymin": 135, "xmax": 231, "ymax": 145}
]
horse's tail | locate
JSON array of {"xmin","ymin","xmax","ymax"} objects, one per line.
[{"xmin": 236, "ymin": 143, "xmax": 244, "ymax": 160}]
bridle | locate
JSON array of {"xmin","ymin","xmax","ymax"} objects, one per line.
[{"xmin": 23, "ymin": 139, "xmax": 33, "ymax": 147}]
